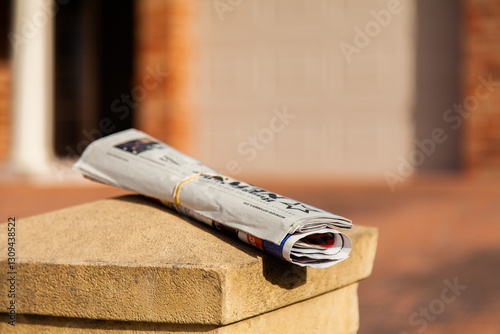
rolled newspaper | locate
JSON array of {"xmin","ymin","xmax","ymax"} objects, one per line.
[{"xmin": 73, "ymin": 129, "xmax": 353, "ymax": 268}]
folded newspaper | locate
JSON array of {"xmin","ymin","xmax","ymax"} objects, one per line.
[{"xmin": 73, "ymin": 129, "xmax": 353, "ymax": 268}]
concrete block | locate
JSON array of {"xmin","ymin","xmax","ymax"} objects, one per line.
[
  {"xmin": 0, "ymin": 195, "xmax": 377, "ymax": 325},
  {"xmin": 0, "ymin": 283, "xmax": 359, "ymax": 333}
]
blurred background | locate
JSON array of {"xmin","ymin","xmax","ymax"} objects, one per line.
[{"xmin": 1, "ymin": 0, "xmax": 500, "ymax": 333}]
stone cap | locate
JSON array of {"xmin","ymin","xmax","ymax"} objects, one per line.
[{"xmin": 0, "ymin": 195, "xmax": 377, "ymax": 325}]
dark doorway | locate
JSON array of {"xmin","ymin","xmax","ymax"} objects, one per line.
[
  {"xmin": 54, "ymin": 0, "xmax": 135, "ymax": 157},
  {"xmin": 0, "ymin": 1, "xmax": 11, "ymax": 60}
]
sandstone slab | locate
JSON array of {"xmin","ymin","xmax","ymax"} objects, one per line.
[
  {"xmin": 0, "ymin": 195, "xmax": 377, "ymax": 325},
  {"xmin": 0, "ymin": 283, "xmax": 359, "ymax": 334}
]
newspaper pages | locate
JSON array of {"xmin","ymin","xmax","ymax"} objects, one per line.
[{"xmin": 73, "ymin": 129, "xmax": 353, "ymax": 268}]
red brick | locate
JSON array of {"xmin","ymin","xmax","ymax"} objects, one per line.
[
  {"xmin": 134, "ymin": 0, "xmax": 196, "ymax": 155},
  {"xmin": 464, "ymin": 0, "xmax": 500, "ymax": 173}
]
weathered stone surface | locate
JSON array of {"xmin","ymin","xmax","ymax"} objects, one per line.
[
  {"xmin": 0, "ymin": 195, "xmax": 377, "ymax": 325},
  {"xmin": 0, "ymin": 283, "xmax": 359, "ymax": 334}
]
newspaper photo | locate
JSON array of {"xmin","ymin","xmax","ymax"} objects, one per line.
[{"xmin": 73, "ymin": 129, "xmax": 353, "ymax": 268}]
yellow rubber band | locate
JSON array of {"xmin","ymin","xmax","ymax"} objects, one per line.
[{"xmin": 172, "ymin": 172, "xmax": 222, "ymax": 212}]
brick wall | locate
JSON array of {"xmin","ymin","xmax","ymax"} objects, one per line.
[
  {"xmin": 464, "ymin": 0, "xmax": 500, "ymax": 173},
  {"xmin": 3, "ymin": 0, "xmax": 494, "ymax": 177},
  {"xmin": 134, "ymin": 0, "xmax": 196, "ymax": 155}
]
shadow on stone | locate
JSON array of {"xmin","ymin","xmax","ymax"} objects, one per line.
[
  {"xmin": 2, "ymin": 314, "xmax": 218, "ymax": 332},
  {"xmin": 262, "ymin": 256, "xmax": 307, "ymax": 289}
]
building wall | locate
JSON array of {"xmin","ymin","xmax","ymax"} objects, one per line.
[
  {"xmin": 0, "ymin": 0, "xmax": 11, "ymax": 163},
  {"xmin": 191, "ymin": 0, "xmax": 417, "ymax": 179},
  {"xmin": 0, "ymin": 60, "xmax": 9, "ymax": 163},
  {"xmin": 414, "ymin": 0, "xmax": 461, "ymax": 171},
  {"xmin": 3, "ymin": 0, "xmax": 496, "ymax": 178},
  {"xmin": 463, "ymin": 0, "xmax": 500, "ymax": 174},
  {"xmin": 134, "ymin": 0, "xmax": 197, "ymax": 155}
]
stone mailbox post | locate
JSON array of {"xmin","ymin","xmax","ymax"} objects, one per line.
[{"xmin": 0, "ymin": 195, "xmax": 377, "ymax": 333}]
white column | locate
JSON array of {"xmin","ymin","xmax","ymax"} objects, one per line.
[{"xmin": 10, "ymin": 0, "xmax": 54, "ymax": 174}]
